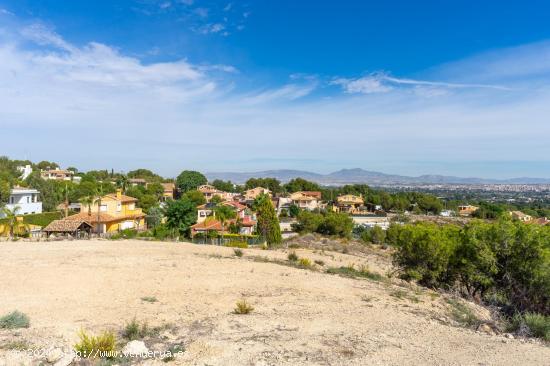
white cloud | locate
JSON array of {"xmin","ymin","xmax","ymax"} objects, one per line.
[
  {"xmin": 332, "ymin": 72, "xmax": 510, "ymax": 95},
  {"xmin": 2, "ymin": 18, "xmax": 550, "ymax": 178}
]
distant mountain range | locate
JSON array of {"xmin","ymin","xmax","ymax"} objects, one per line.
[{"xmin": 206, "ymin": 168, "xmax": 550, "ymax": 185}]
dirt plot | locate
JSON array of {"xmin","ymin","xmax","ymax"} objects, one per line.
[{"xmin": 0, "ymin": 240, "xmax": 548, "ymax": 365}]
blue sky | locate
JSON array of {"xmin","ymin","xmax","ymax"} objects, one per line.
[{"xmin": 1, "ymin": 1, "xmax": 550, "ymax": 178}]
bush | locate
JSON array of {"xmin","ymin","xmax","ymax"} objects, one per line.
[
  {"xmin": 233, "ymin": 248, "xmax": 243, "ymax": 257},
  {"xmin": 326, "ymin": 266, "xmax": 384, "ymax": 282},
  {"xmin": 0, "ymin": 311, "xmax": 30, "ymax": 329},
  {"xmin": 298, "ymin": 258, "xmax": 312, "ymax": 268},
  {"xmin": 224, "ymin": 241, "xmax": 248, "ymax": 248},
  {"xmin": 74, "ymin": 329, "xmax": 116, "ymax": 358},
  {"xmin": 314, "ymin": 259, "xmax": 325, "ymax": 266},
  {"xmin": 293, "ymin": 211, "xmax": 353, "ymax": 238},
  {"xmin": 234, "ymin": 299, "xmax": 254, "ymax": 314},
  {"xmin": 287, "ymin": 252, "xmax": 298, "ymax": 261},
  {"xmin": 122, "ymin": 318, "xmax": 151, "ymax": 340},
  {"xmin": 446, "ymin": 299, "xmax": 481, "ymax": 328},
  {"xmin": 152, "ymin": 224, "xmax": 172, "ymax": 240},
  {"xmin": 508, "ymin": 313, "xmax": 550, "ymax": 341}
]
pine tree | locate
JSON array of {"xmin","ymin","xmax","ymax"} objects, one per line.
[{"xmin": 253, "ymin": 193, "xmax": 282, "ymax": 246}]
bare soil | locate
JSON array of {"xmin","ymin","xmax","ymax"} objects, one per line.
[{"xmin": 0, "ymin": 240, "xmax": 548, "ymax": 365}]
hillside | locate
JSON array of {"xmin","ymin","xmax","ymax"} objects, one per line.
[{"xmin": 0, "ymin": 240, "xmax": 548, "ymax": 365}]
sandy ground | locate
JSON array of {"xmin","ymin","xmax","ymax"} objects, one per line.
[{"xmin": 0, "ymin": 240, "xmax": 548, "ymax": 365}]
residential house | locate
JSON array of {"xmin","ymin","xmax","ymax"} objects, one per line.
[
  {"xmin": 192, "ymin": 200, "xmax": 256, "ymax": 236},
  {"xmin": 40, "ymin": 169, "xmax": 74, "ymax": 181},
  {"xmin": 0, "ymin": 187, "xmax": 42, "ymax": 218},
  {"xmin": 289, "ymin": 191, "xmax": 322, "ymax": 211},
  {"xmin": 509, "ymin": 210, "xmax": 533, "ymax": 222},
  {"xmin": 244, "ymin": 187, "xmax": 271, "ymax": 201},
  {"xmin": 334, "ymin": 194, "xmax": 364, "ymax": 214},
  {"xmin": 17, "ymin": 165, "xmax": 33, "ymax": 180},
  {"xmin": 532, "ymin": 217, "xmax": 550, "ymax": 225},
  {"xmin": 128, "ymin": 178, "xmax": 147, "ymax": 187},
  {"xmin": 198, "ymin": 184, "xmax": 224, "ymax": 202},
  {"xmin": 273, "ymin": 197, "xmax": 292, "ymax": 216},
  {"xmin": 161, "ymin": 183, "xmax": 176, "ymax": 201},
  {"xmin": 0, "ymin": 217, "xmax": 42, "ymax": 237},
  {"xmin": 458, "ymin": 205, "xmax": 479, "ymax": 217},
  {"xmin": 66, "ymin": 189, "xmax": 145, "ymax": 233}
]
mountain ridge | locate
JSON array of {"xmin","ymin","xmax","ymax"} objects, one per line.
[{"xmin": 206, "ymin": 168, "xmax": 550, "ymax": 185}]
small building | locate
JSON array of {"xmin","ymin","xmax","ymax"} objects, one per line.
[
  {"xmin": 128, "ymin": 178, "xmax": 147, "ymax": 187},
  {"xmin": 17, "ymin": 165, "xmax": 33, "ymax": 180},
  {"xmin": 43, "ymin": 219, "xmax": 92, "ymax": 238},
  {"xmin": 40, "ymin": 169, "xmax": 74, "ymax": 181},
  {"xmin": 334, "ymin": 194, "xmax": 364, "ymax": 214},
  {"xmin": 289, "ymin": 191, "xmax": 322, "ymax": 211},
  {"xmin": 458, "ymin": 205, "xmax": 479, "ymax": 217},
  {"xmin": 244, "ymin": 187, "xmax": 271, "ymax": 201},
  {"xmin": 197, "ymin": 184, "xmax": 224, "ymax": 202},
  {"xmin": 161, "ymin": 183, "xmax": 176, "ymax": 201},
  {"xmin": 0, "ymin": 187, "xmax": 42, "ymax": 218},
  {"xmin": 509, "ymin": 210, "xmax": 532, "ymax": 222}
]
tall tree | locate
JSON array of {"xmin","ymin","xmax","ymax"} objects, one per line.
[
  {"xmin": 253, "ymin": 193, "xmax": 281, "ymax": 246},
  {"xmin": 164, "ymin": 198, "xmax": 197, "ymax": 237},
  {"xmin": 176, "ymin": 171, "xmax": 207, "ymax": 193}
]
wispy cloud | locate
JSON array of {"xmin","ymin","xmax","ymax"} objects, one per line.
[
  {"xmin": 2, "ymin": 16, "xmax": 550, "ymax": 177},
  {"xmin": 332, "ymin": 72, "xmax": 511, "ymax": 95}
]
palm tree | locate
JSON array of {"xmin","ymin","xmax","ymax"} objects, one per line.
[
  {"xmin": 61, "ymin": 183, "xmax": 73, "ymax": 218},
  {"xmin": 94, "ymin": 186, "xmax": 104, "ymax": 236},
  {"xmin": 116, "ymin": 175, "xmax": 128, "ymax": 193},
  {"xmin": 1, "ymin": 206, "xmax": 25, "ymax": 239},
  {"xmin": 79, "ymin": 196, "xmax": 94, "ymax": 217},
  {"xmin": 214, "ymin": 204, "xmax": 236, "ymax": 239}
]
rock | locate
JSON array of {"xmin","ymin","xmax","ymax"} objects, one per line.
[
  {"xmin": 122, "ymin": 340, "xmax": 149, "ymax": 356},
  {"xmin": 505, "ymin": 333, "xmax": 515, "ymax": 339},
  {"xmin": 46, "ymin": 348, "xmax": 64, "ymax": 363},
  {"xmin": 477, "ymin": 323, "xmax": 495, "ymax": 335},
  {"xmin": 53, "ymin": 354, "xmax": 74, "ymax": 366}
]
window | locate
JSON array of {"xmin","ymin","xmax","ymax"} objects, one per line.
[
  {"xmin": 117, "ymin": 203, "xmax": 121, "ymax": 212},
  {"xmin": 128, "ymin": 203, "xmax": 135, "ymax": 210},
  {"xmin": 100, "ymin": 204, "xmax": 108, "ymax": 212},
  {"xmin": 27, "ymin": 197, "xmax": 30, "ymax": 203}
]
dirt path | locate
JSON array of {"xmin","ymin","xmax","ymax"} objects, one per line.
[{"xmin": 0, "ymin": 240, "xmax": 548, "ymax": 365}]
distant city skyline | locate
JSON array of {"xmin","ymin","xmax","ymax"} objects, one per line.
[{"xmin": 1, "ymin": 1, "xmax": 550, "ymax": 178}]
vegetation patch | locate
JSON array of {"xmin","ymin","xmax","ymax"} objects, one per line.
[
  {"xmin": 234, "ymin": 299, "xmax": 254, "ymax": 314},
  {"xmin": 233, "ymin": 248, "xmax": 243, "ymax": 257},
  {"xmin": 326, "ymin": 265, "xmax": 385, "ymax": 282},
  {"xmin": 298, "ymin": 257, "xmax": 312, "ymax": 268},
  {"xmin": 507, "ymin": 313, "xmax": 550, "ymax": 341},
  {"xmin": 0, "ymin": 311, "xmax": 30, "ymax": 329},
  {"xmin": 141, "ymin": 296, "xmax": 158, "ymax": 303},
  {"xmin": 74, "ymin": 329, "xmax": 117, "ymax": 358},
  {"xmin": 446, "ymin": 299, "xmax": 481, "ymax": 328},
  {"xmin": 287, "ymin": 252, "xmax": 298, "ymax": 262},
  {"xmin": 0, "ymin": 340, "xmax": 31, "ymax": 350},
  {"xmin": 122, "ymin": 318, "xmax": 157, "ymax": 340}
]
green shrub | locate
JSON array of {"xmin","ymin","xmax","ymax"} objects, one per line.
[
  {"xmin": 74, "ymin": 329, "xmax": 116, "ymax": 358},
  {"xmin": 22, "ymin": 211, "xmax": 62, "ymax": 227},
  {"xmin": 234, "ymin": 299, "xmax": 254, "ymax": 314},
  {"xmin": 0, "ymin": 311, "xmax": 30, "ymax": 329},
  {"xmin": 287, "ymin": 252, "xmax": 298, "ymax": 261},
  {"xmin": 326, "ymin": 266, "xmax": 385, "ymax": 282},
  {"xmin": 508, "ymin": 313, "xmax": 550, "ymax": 341},
  {"xmin": 233, "ymin": 248, "xmax": 243, "ymax": 257},
  {"xmin": 224, "ymin": 241, "xmax": 248, "ymax": 248},
  {"xmin": 122, "ymin": 318, "xmax": 151, "ymax": 340}
]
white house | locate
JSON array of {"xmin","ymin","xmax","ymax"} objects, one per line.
[
  {"xmin": 17, "ymin": 165, "xmax": 33, "ymax": 180},
  {"xmin": 1, "ymin": 187, "xmax": 43, "ymax": 217}
]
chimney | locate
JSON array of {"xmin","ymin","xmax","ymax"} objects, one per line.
[{"xmin": 116, "ymin": 188, "xmax": 122, "ymax": 199}]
